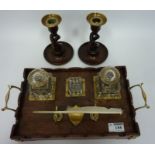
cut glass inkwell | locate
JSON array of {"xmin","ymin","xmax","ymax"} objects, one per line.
[
  {"xmin": 94, "ymin": 67, "xmax": 121, "ymax": 99},
  {"xmin": 27, "ymin": 69, "xmax": 56, "ymax": 101}
]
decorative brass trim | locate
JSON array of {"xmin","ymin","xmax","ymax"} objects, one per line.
[
  {"xmin": 28, "ymin": 76, "xmax": 56, "ymax": 101},
  {"xmin": 65, "ymin": 77, "xmax": 85, "ymax": 97},
  {"xmin": 94, "ymin": 76, "xmax": 121, "ymax": 100},
  {"xmin": 68, "ymin": 105, "xmax": 84, "ymax": 126},
  {"xmin": 53, "ymin": 106, "xmax": 63, "ymax": 122},
  {"xmin": 28, "ymin": 69, "xmax": 56, "ymax": 101},
  {"xmin": 90, "ymin": 113, "xmax": 99, "ymax": 122}
]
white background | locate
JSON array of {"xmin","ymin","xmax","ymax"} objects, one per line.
[
  {"xmin": 0, "ymin": 0, "xmax": 155, "ymax": 10},
  {"xmin": 0, "ymin": 10, "xmax": 155, "ymax": 144}
]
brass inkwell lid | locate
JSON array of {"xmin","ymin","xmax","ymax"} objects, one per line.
[
  {"xmin": 87, "ymin": 12, "xmax": 107, "ymax": 27},
  {"xmin": 27, "ymin": 69, "xmax": 50, "ymax": 88},
  {"xmin": 99, "ymin": 67, "xmax": 120, "ymax": 85},
  {"xmin": 42, "ymin": 14, "xmax": 62, "ymax": 28}
]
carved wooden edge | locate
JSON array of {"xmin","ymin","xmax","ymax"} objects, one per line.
[
  {"xmin": 118, "ymin": 66, "xmax": 140, "ymax": 137},
  {"xmin": 22, "ymin": 66, "xmax": 127, "ymax": 79},
  {"xmin": 126, "ymin": 79, "xmax": 140, "ymax": 137},
  {"xmin": 10, "ymin": 66, "xmax": 140, "ymax": 141},
  {"xmin": 10, "ymin": 81, "xmax": 26, "ymax": 141}
]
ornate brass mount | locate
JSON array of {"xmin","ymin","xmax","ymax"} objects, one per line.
[
  {"xmin": 42, "ymin": 14, "xmax": 74, "ymax": 65},
  {"xmin": 33, "ymin": 105, "xmax": 123, "ymax": 126},
  {"xmin": 27, "ymin": 69, "xmax": 56, "ymax": 101},
  {"xmin": 66, "ymin": 77, "xmax": 85, "ymax": 97},
  {"xmin": 78, "ymin": 12, "xmax": 108, "ymax": 65},
  {"xmin": 94, "ymin": 67, "xmax": 121, "ymax": 99},
  {"xmin": 53, "ymin": 106, "xmax": 63, "ymax": 122}
]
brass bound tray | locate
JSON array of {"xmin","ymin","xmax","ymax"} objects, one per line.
[{"xmin": 3, "ymin": 66, "xmax": 149, "ymax": 141}]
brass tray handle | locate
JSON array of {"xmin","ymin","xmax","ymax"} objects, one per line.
[
  {"xmin": 1, "ymin": 85, "xmax": 21, "ymax": 112},
  {"xmin": 130, "ymin": 83, "xmax": 150, "ymax": 111}
]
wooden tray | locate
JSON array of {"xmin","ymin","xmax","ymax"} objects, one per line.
[{"xmin": 6, "ymin": 66, "xmax": 141, "ymax": 141}]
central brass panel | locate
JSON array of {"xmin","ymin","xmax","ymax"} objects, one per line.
[{"xmin": 66, "ymin": 77, "xmax": 85, "ymax": 97}]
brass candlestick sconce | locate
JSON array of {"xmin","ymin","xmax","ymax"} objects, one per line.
[
  {"xmin": 78, "ymin": 12, "xmax": 108, "ymax": 65},
  {"xmin": 42, "ymin": 14, "xmax": 74, "ymax": 65}
]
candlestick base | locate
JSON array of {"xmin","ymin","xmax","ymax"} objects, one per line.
[
  {"xmin": 78, "ymin": 42, "xmax": 108, "ymax": 65},
  {"xmin": 44, "ymin": 41, "xmax": 74, "ymax": 65}
]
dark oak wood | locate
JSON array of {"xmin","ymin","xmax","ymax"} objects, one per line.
[
  {"xmin": 10, "ymin": 66, "xmax": 140, "ymax": 141},
  {"xmin": 78, "ymin": 42, "xmax": 108, "ymax": 65},
  {"xmin": 78, "ymin": 25, "xmax": 108, "ymax": 65},
  {"xmin": 44, "ymin": 41, "xmax": 74, "ymax": 65},
  {"xmin": 43, "ymin": 25, "xmax": 74, "ymax": 65}
]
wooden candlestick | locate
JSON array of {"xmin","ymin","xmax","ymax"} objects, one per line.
[
  {"xmin": 42, "ymin": 14, "xmax": 74, "ymax": 65},
  {"xmin": 78, "ymin": 12, "xmax": 108, "ymax": 65}
]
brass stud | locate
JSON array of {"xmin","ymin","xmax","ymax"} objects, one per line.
[{"xmin": 90, "ymin": 113, "xmax": 99, "ymax": 122}]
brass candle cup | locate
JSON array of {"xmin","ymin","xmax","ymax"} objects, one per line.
[
  {"xmin": 87, "ymin": 12, "xmax": 107, "ymax": 27},
  {"xmin": 42, "ymin": 14, "xmax": 62, "ymax": 28},
  {"xmin": 42, "ymin": 14, "xmax": 74, "ymax": 65}
]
